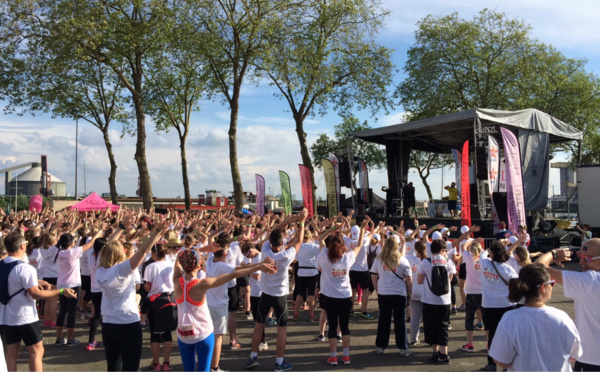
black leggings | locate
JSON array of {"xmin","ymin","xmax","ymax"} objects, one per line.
[
  {"xmin": 322, "ymin": 295, "xmax": 352, "ymax": 339},
  {"xmin": 102, "ymin": 321, "xmax": 143, "ymax": 371},
  {"xmin": 88, "ymin": 292, "xmax": 102, "ymax": 344},
  {"xmin": 482, "ymin": 306, "xmax": 514, "ymax": 366},
  {"xmin": 57, "ymin": 287, "xmax": 80, "ymax": 329},
  {"xmin": 376, "ymin": 294, "xmax": 408, "ymax": 350}
]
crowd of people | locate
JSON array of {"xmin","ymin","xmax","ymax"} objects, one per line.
[{"xmin": 0, "ymin": 206, "xmax": 598, "ymax": 372}]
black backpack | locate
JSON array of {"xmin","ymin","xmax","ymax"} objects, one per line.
[
  {"xmin": 367, "ymin": 245, "xmax": 377, "ymax": 270},
  {"xmin": 0, "ymin": 260, "xmax": 26, "ymax": 305},
  {"xmin": 425, "ymin": 257, "xmax": 449, "ymax": 296}
]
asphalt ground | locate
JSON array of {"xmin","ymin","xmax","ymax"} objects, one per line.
[{"xmin": 18, "ymin": 262, "xmax": 578, "ymax": 371}]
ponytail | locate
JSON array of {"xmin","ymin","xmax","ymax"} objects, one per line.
[{"xmin": 507, "ymin": 263, "xmax": 549, "ymax": 303}]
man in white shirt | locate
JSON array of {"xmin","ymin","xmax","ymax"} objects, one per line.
[
  {"xmin": 537, "ymin": 239, "xmax": 600, "ymax": 371},
  {"xmin": 246, "ymin": 210, "xmax": 307, "ymax": 372},
  {"xmin": 0, "ymin": 232, "xmax": 77, "ymax": 372}
]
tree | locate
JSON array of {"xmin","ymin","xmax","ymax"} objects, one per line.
[
  {"xmin": 396, "ymin": 9, "xmax": 600, "ymax": 164},
  {"xmin": 189, "ymin": 0, "xmax": 285, "ymax": 209},
  {"xmin": 409, "ymin": 151, "xmax": 453, "ymax": 202},
  {"xmin": 260, "ymin": 0, "xmax": 394, "ymax": 212}
]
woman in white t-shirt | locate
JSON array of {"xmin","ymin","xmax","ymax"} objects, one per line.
[
  {"xmin": 458, "ymin": 239, "xmax": 484, "ymax": 352},
  {"xmin": 293, "ymin": 230, "xmax": 322, "ymax": 321},
  {"xmin": 55, "ymin": 229, "xmax": 101, "ymax": 346},
  {"xmin": 371, "ymin": 235, "xmax": 412, "ymax": 356},
  {"xmin": 405, "ymin": 240, "xmax": 426, "ymax": 345},
  {"xmin": 479, "ymin": 241, "xmax": 518, "ymax": 371},
  {"xmin": 490, "ymin": 264, "xmax": 581, "ymax": 371},
  {"xmin": 143, "ymin": 243, "xmax": 177, "ymax": 371},
  {"xmin": 96, "ymin": 222, "xmax": 165, "ymax": 372},
  {"xmin": 317, "ymin": 221, "xmax": 365, "ymax": 367},
  {"xmin": 40, "ymin": 233, "xmax": 59, "ymax": 327},
  {"xmin": 27, "ymin": 236, "xmax": 43, "ymax": 276}
]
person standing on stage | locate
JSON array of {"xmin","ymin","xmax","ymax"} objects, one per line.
[{"xmin": 444, "ymin": 182, "xmax": 459, "ymax": 218}]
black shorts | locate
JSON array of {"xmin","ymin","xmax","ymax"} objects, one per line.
[
  {"xmin": 257, "ymin": 293, "xmax": 288, "ymax": 327},
  {"xmin": 250, "ymin": 296, "xmax": 261, "ymax": 322},
  {"xmin": 448, "ymin": 200, "xmax": 457, "ymax": 210},
  {"xmin": 458, "ymin": 262, "xmax": 467, "ymax": 280},
  {"xmin": 44, "ymin": 277, "xmax": 57, "ymax": 286},
  {"xmin": 236, "ymin": 275, "xmax": 250, "ymax": 288},
  {"xmin": 81, "ymin": 275, "xmax": 92, "ymax": 301},
  {"xmin": 227, "ymin": 286, "xmax": 239, "ymax": 313},
  {"xmin": 349, "ymin": 270, "xmax": 370, "ymax": 291},
  {"xmin": 1, "ymin": 322, "xmax": 43, "ymax": 346},
  {"xmin": 295, "ymin": 275, "xmax": 318, "ymax": 298}
]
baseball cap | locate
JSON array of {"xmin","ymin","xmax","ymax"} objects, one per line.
[
  {"xmin": 372, "ymin": 233, "xmax": 381, "ymax": 241},
  {"xmin": 351, "ymin": 225, "xmax": 360, "ymax": 240},
  {"xmin": 432, "ymin": 231, "xmax": 443, "ymax": 241},
  {"xmin": 440, "ymin": 227, "xmax": 449, "ymax": 235},
  {"xmin": 405, "ymin": 229, "xmax": 413, "ymax": 237},
  {"xmin": 460, "ymin": 225, "xmax": 470, "ymax": 234}
]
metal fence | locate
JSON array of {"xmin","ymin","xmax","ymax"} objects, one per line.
[{"xmin": 480, "ymin": 237, "xmax": 558, "ymax": 253}]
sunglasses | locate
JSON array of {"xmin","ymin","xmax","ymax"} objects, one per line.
[
  {"xmin": 537, "ymin": 279, "xmax": 555, "ymax": 288},
  {"xmin": 576, "ymin": 251, "xmax": 600, "ymax": 263}
]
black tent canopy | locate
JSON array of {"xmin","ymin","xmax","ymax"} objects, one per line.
[{"xmin": 350, "ymin": 108, "xmax": 582, "ymax": 214}]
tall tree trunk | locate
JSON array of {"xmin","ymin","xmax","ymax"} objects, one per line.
[
  {"xmin": 132, "ymin": 69, "xmax": 153, "ymax": 210},
  {"xmin": 417, "ymin": 169, "xmax": 434, "ymax": 202},
  {"xmin": 179, "ymin": 133, "xmax": 191, "ymax": 210},
  {"xmin": 102, "ymin": 128, "xmax": 119, "ymax": 205},
  {"xmin": 294, "ymin": 116, "xmax": 317, "ymax": 215},
  {"xmin": 229, "ymin": 92, "xmax": 244, "ymax": 210}
]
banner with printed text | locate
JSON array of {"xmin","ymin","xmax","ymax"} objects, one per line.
[
  {"xmin": 488, "ymin": 136, "xmax": 500, "ymax": 194},
  {"xmin": 298, "ymin": 164, "xmax": 314, "ymax": 218},
  {"xmin": 451, "ymin": 149, "xmax": 462, "ymax": 194},
  {"xmin": 328, "ymin": 153, "xmax": 340, "ymax": 211},
  {"xmin": 357, "ymin": 158, "xmax": 369, "ymax": 203},
  {"xmin": 322, "ymin": 159, "xmax": 338, "ymax": 218},
  {"xmin": 279, "ymin": 171, "xmax": 292, "ymax": 216},
  {"xmin": 460, "ymin": 141, "xmax": 471, "ymax": 228},
  {"xmin": 500, "ymin": 128, "xmax": 526, "ymax": 232},
  {"xmin": 255, "ymin": 174, "xmax": 265, "ymax": 216}
]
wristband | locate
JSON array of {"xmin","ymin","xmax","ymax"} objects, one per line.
[
  {"xmin": 299, "ymin": 223, "xmax": 304, "ymax": 226},
  {"xmin": 331, "ymin": 226, "xmax": 336, "ymax": 231},
  {"xmin": 551, "ymin": 250, "xmax": 557, "ymax": 259},
  {"xmin": 60, "ymin": 288, "xmax": 64, "ymax": 296},
  {"xmin": 234, "ymin": 236, "xmax": 238, "ymax": 241}
]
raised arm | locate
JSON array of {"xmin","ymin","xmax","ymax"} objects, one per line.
[{"xmin": 129, "ymin": 221, "xmax": 166, "ymax": 270}]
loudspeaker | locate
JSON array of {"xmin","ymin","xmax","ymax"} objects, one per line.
[
  {"xmin": 339, "ymin": 194, "xmax": 346, "ymax": 210},
  {"xmin": 492, "ymin": 192, "xmax": 508, "ymax": 224},
  {"xmin": 339, "ymin": 161, "xmax": 351, "ymax": 188},
  {"xmin": 476, "ymin": 145, "xmax": 488, "ymax": 180}
]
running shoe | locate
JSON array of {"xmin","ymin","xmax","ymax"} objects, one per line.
[
  {"xmin": 259, "ymin": 341, "xmax": 269, "ymax": 351},
  {"xmin": 86, "ymin": 341, "xmax": 98, "ymax": 351},
  {"xmin": 245, "ymin": 357, "xmax": 259, "ymax": 369},
  {"xmin": 474, "ymin": 322, "xmax": 484, "ymax": 330},
  {"xmin": 292, "ymin": 313, "xmax": 299, "ymax": 321},
  {"xmin": 337, "ymin": 335, "xmax": 342, "ymax": 343},
  {"xmin": 42, "ymin": 320, "xmax": 52, "ymax": 327},
  {"xmin": 399, "ymin": 348, "xmax": 412, "ymax": 357},
  {"xmin": 350, "ymin": 310, "xmax": 355, "ymax": 318},
  {"xmin": 409, "ymin": 340, "xmax": 420, "ymax": 346},
  {"xmin": 342, "ymin": 356, "xmax": 350, "ymax": 365},
  {"xmin": 274, "ymin": 360, "xmax": 292, "ymax": 371},
  {"xmin": 265, "ymin": 317, "xmax": 277, "ymax": 326},
  {"xmin": 162, "ymin": 362, "xmax": 172, "ymax": 371},
  {"xmin": 448, "ymin": 322, "xmax": 453, "ymax": 330},
  {"xmin": 246, "ymin": 311, "xmax": 253, "ymax": 320},
  {"xmin": 428, "ymin": 352, "xmax": 440, "ymax": 364},
  {"xmin": 451, "ymin": 307, "xmax": 457, "ymax": 314},
  {"xmin": 356, "ymin": 301, "xmax": 362, "ymax": 305},
  {"xmin": 360, "ymin": 312, "xmax": 374, "ymax": 320},
  {"xmin": 309, "ymin": 314, "xmax": 317, "ymax": 322},
  {"xmin": 437, "ymin": 354, "xmax": 450, "ymax": 365},
  {"xmin": 229, "ymin": 340, "xmax": 243, "ymax": 349},
  {"xmin": 54, "ymin": 338, "xmax": 66, "ymax": 345},
  {"xmin": 457, "ymin": 304, "xmax": 466, "ymax": 312},
  {"xmin": 147, "ymin": 362, "xmax": 162, "ymax": 371},
  {"xmin": 376, "ymin": 347, "xmax": 385, "ymax": 355},
  {"xmin": 211, "ymin": 367, "xmax": 225, "ymax": 372},
  {"xmin": 317, "ymin": 334, "xmax": 325, "ymax": 342},
  {"xmin": 478, "ymin": 364, "xmax": 497, "ymax": 371},
  {"xmin": 327, "ymin": 356, "xmax": 338, "ymax": 366},
  {"xmin": 462, "ymin": 344, "xmax": 475, "ymax": 352},
  {"xmin": 66, "ymin": 339, "xmax": 80, "ymax": 347}
]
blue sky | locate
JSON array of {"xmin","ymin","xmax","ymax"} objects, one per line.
[{"xmin": 1, "ymin": 0, "xmax": 599, "ymax": 202}]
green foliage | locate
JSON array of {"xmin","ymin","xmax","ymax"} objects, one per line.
[
  {"xmin": 310, "ymin": 115, "xmax": 386, "ymax": 170},
  {"xmin": 396, "ymin": 9, "xmax": 600, "ymax": 163}
]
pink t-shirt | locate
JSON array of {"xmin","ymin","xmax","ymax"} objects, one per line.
[{"xmin": 57, "ymin": 246, "xmax": 83, "ymax": 289}]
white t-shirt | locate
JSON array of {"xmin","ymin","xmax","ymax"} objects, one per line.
[
  {"xmin": 405, "ymin": 255, "xmax": 423, "ymax": 301},
  {"xmin": 417, "ymin": 254, "xmax": 455, "ymax": 305},
  {"xmin": 480, "ymin": 251, "xmax": 517, "ymax": 308},
  {"xmin": 88, "ymin": 250, "xmax": 102, "ymax": 293},
  {"xmin": 489, "ymin": 306, "xmax": 581, "ymax": 372},
  {"xmin": 39, "ymin": 245, "xmax": 59, "ymax": 278},
  {"xmin": 79, "ymin": 237, "xmax": 92, "ymax": 276},
  {"xmin": 28, "ymin": 248, "xmax": 43, "ymax": 274},
  {"xmin": 143, "ymin": 260, "xmax": 175, "ymax": 297},
  {"xmin": 404, "ymin": 240, "xmax": 415, "ymax": 257},
  {"xmin": 370, "ymin": 256, "xmax": 411, "ymax": 296},
  {"xmin": 563, "ymin": 270, "xmax": 600, "ymax": 365},
  {"xmin": 349, "ymin": 240, "xmax": 370, "ymax": 272},
  {"xmin": 317, "ymin": 250, "xmax": 355, "ymax": 299},
  {"xmin": 462, "ymin": 250, "xmax": 482, "ymax": 295},
  {"xmin": 0, "ymin": 257, "xmax": 39, "ymax": 326},
  {"xmin": 259, "ymin": 244, "xmax": 296, "ymax": 297},
  {"xmin": 96, "ymin": 260, "xmax": 140, "ymax": 324},
  {"xmin": 57, "ymin": 246, "xmax": 83, "ymax": 289},
  {"xmin": 225, "ymin": 242, "xmax": 243, "ymax": 288},
  {"xmin": 205, "ymin": 258, "xmax": 235, "ymax": 308},
  {"xmin": 249, "ymin": 254, "xmax": 262, "ymax": 298},
  {"xmin": 296, "ymin": 243, "xmax": 321, "ymax": 277}
]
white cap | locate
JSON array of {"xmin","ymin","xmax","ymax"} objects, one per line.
[
  {"xmin": 508, "ymin": 236, "xmax": 518, "ymax": 244},
  {"xmin": 419, "ymin": 230, "xmax": 425, "ymax": 238},
  {"xmin": 405, "ymin": 229, "xmax": 413, "ymax": 237},
  {"xmin": 461, "ymin": 225, "xmax": 470, "ymax": 234},
  {"xmin": 432, "ymin": 231, "xmax": 443, "ymax": 241},
  {"xmin": 373, "ymin": 233, "xmax": 381, "ymax": 241},
  {"xmin": 391, "ymin": 234, "xmax": 400, "ymax": 244},
  {"xmin": 351, "ymin": 225, "xmax": 360, "ymax": 240},
  {"xmin": 440, "ymin": 227, "xmax": 449, "ymax": 235}
]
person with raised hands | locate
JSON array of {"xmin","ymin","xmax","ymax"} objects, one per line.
[
  {"xmin": 95, "ymin": 219, "xmax": 167, "ymax": 372},
  {"xmin": 174, "ymin": 248, "xmax": 275, "ymax": 372},
  {"xmin": 245, "ymin": 208, "xmax": 307, "ymax": 372}
]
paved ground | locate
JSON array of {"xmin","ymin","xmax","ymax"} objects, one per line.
[{"xmin": 20, "ymin": 262, "xmax": 578, "ymax": 371}]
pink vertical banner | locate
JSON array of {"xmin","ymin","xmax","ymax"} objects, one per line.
[
  {"xmin": 460, "ymin": 141, "xmax": 471, "ymax": 229},
  {"xmin": 500, "ymin": 128, "xmax": 526, "ymax": 232},
  {"xmin": 255, "ymin": 174, "xmax": 265, "ymax": 216},
  {"xmin": 299, "ymin": 164, "xmax": 315, "ymax": 218},
  {"xmin": 488, "ymin": 136, "xmax": 500, "ymax": 194}
]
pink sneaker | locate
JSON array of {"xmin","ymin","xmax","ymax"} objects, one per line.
[
  {"xmin": 327, "ymin": 356, "xmax": 338, "ymax": 366},
  {"xmin": 342, "ymin": 356, "xmax": 351, "ymax": 365}
]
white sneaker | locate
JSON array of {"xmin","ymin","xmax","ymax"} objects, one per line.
[
  {"xmin": 258, "ymin": 341, "xmax": 268, "ymax": 351},
  {"xmin": 399, "ymin": 348, "xmax": 412, "ymax": 357},
  {"xmin": 376, "ymin": 347, "xmax": 385, "ymax": 355}
]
